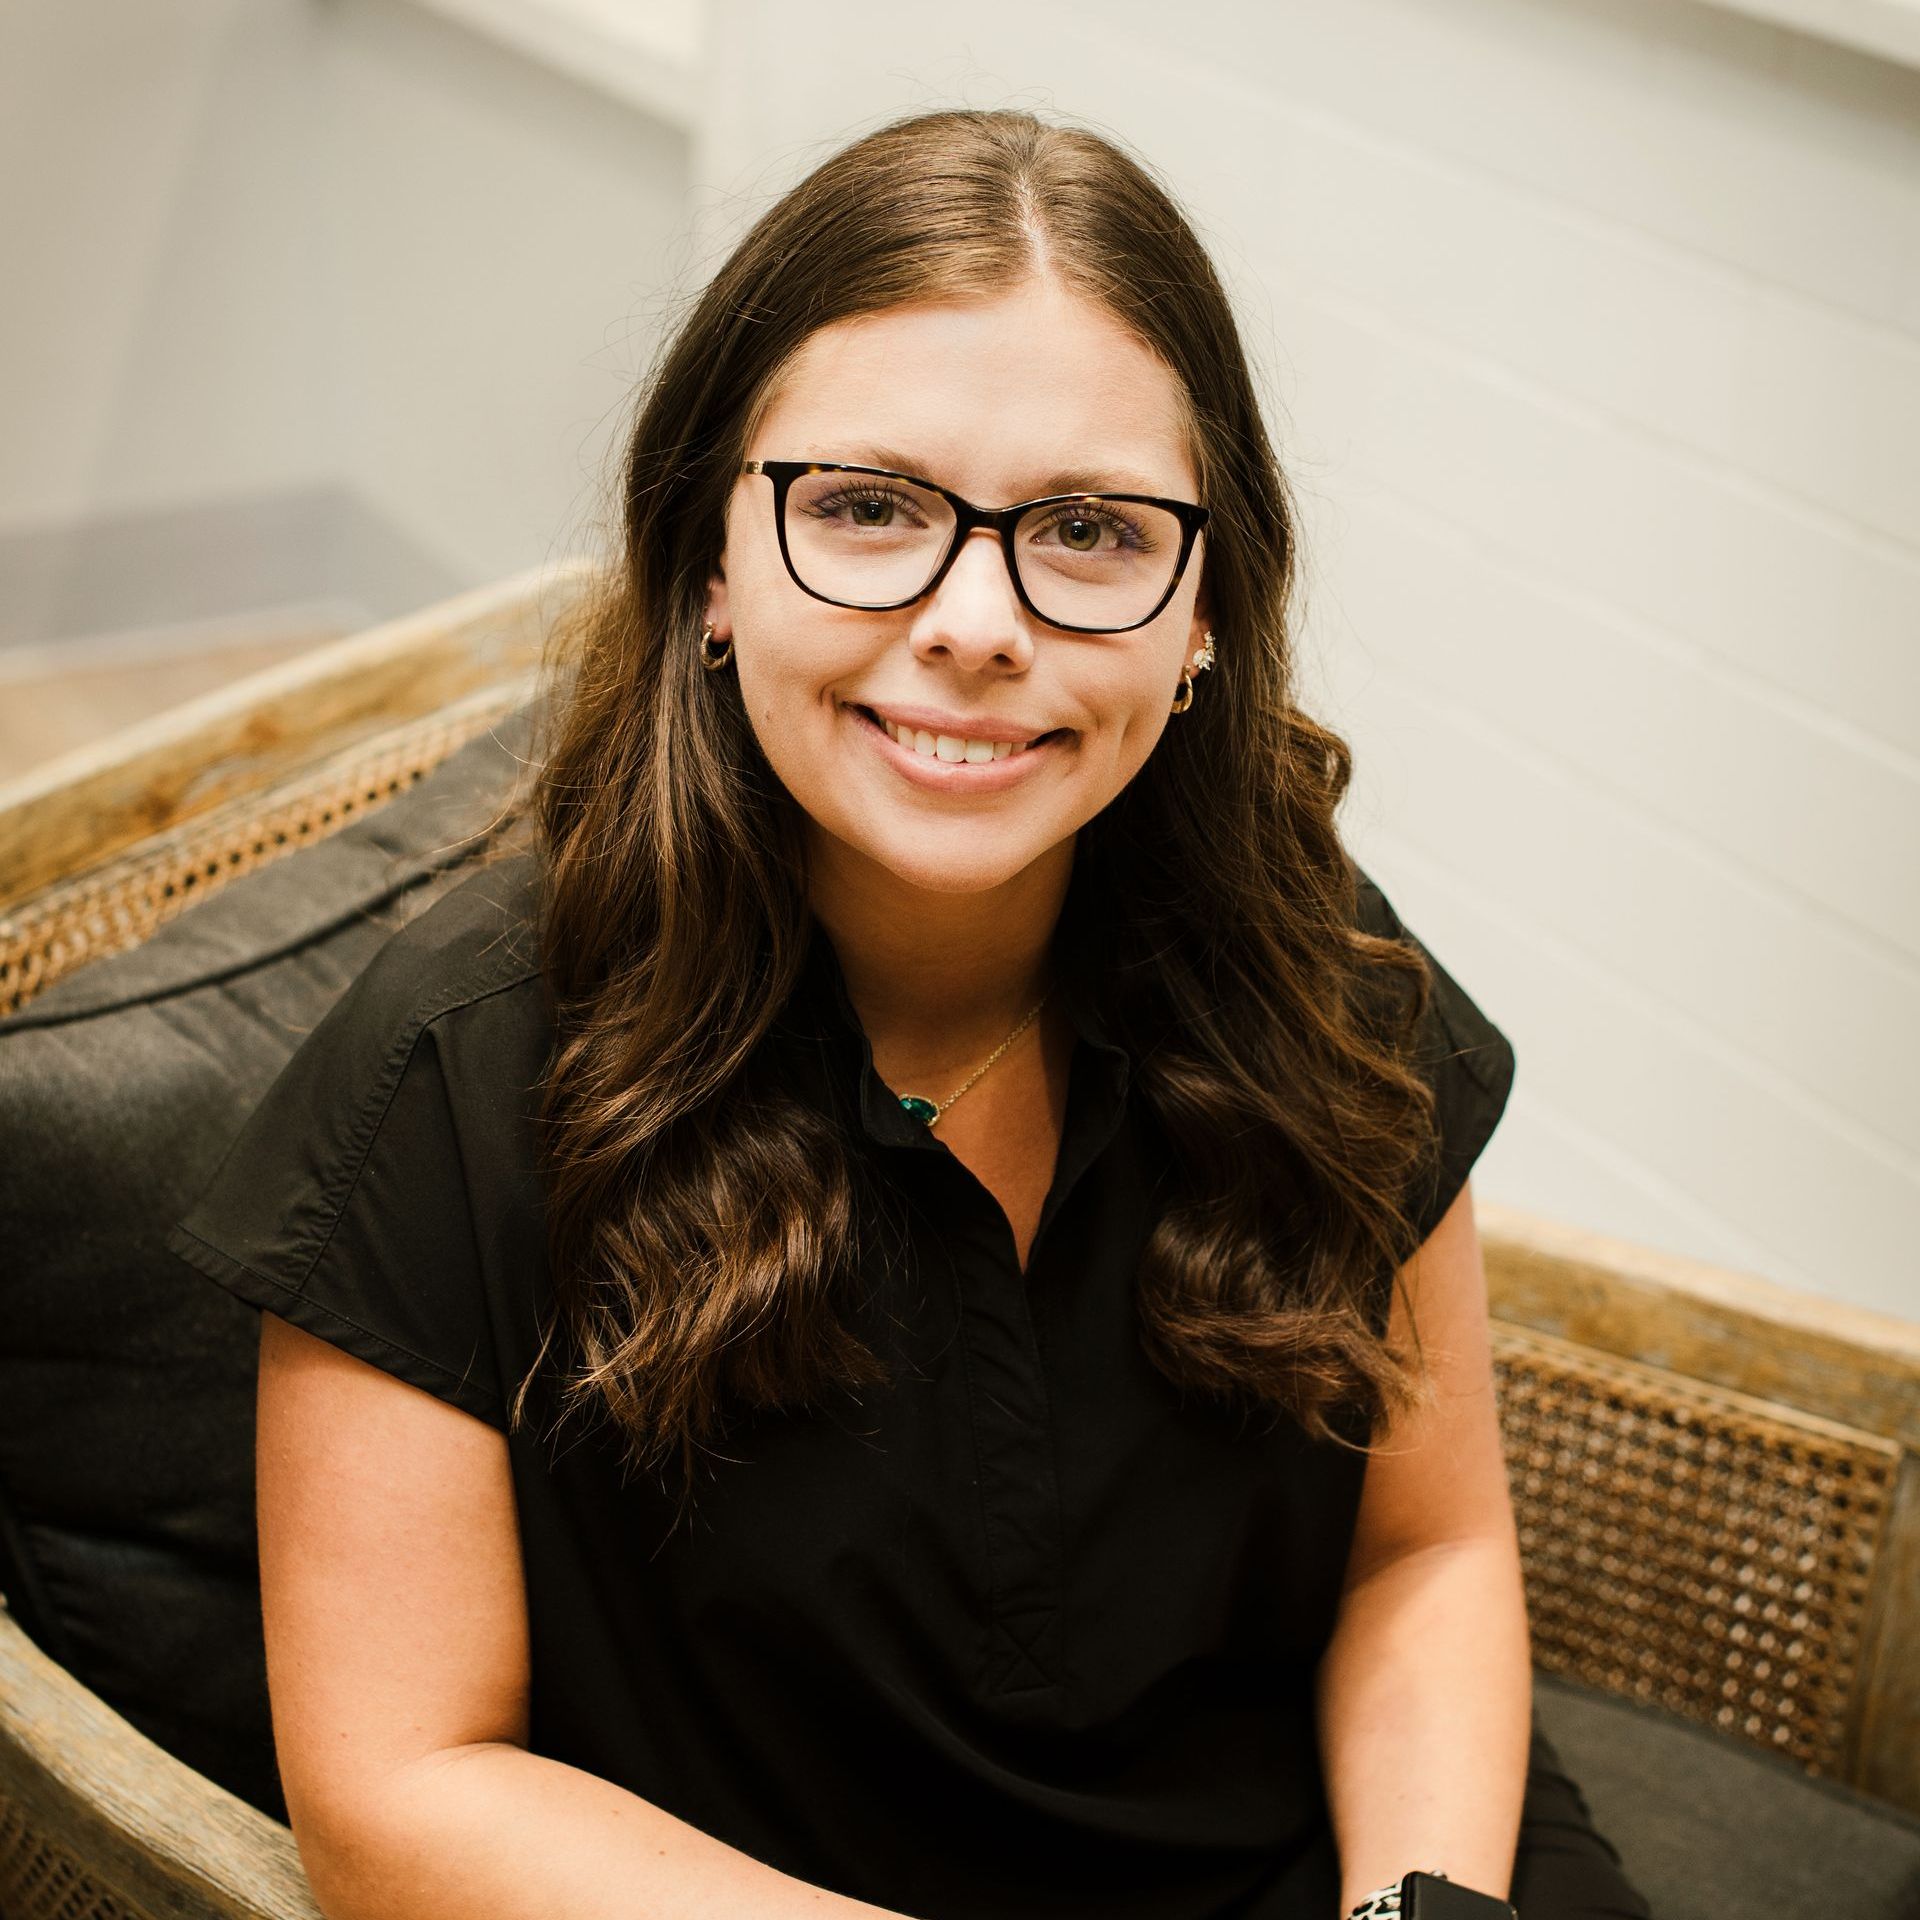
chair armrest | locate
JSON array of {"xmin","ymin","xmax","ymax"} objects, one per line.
[
  {"xmin": 0, "ymin": 557, "xmax": 595, "ymax": 913},
  {"xmin": 0, "ymin": 1600, "xmax": 322, "ymax": 1920},
  {"xmin": 1482, "ymin": 1201, "xmax": 1920, "ymax": 1817}
]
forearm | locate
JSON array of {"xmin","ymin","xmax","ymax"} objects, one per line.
[
  {"xmin": 302, "ymin": 1739, "xmax": 913, "ymax": 1920},
  {"xmin": 1313, "ymin": 1532, "xmax": 1531, "ymax": 1915}
]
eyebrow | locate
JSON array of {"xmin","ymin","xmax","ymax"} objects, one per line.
[{"xmin": 836, "ymin": 445, "xmax": 1181, "ymax": 501}]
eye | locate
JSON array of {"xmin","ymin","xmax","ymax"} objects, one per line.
[
  {"xmin": 807, "ymin": 483, "xmax": 928, "ymax": 531},
  {"xmin": 1029, "ymin": 501, "xmax": 1155, "ymax": 553}
]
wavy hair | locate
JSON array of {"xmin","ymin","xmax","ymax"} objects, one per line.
[{"xmin": 503, "ymin": 108, "xmax": 1446, "ymax": 1502}]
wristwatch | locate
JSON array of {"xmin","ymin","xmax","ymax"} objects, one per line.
[{"xmin": 1346, "ymin": 1869, "xmax": 1519, "ymax": 1919}]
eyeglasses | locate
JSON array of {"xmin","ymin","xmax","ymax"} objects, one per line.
[{"xmin": 740, "ymin": 460, "xmax": 1210, "ymax": 636}]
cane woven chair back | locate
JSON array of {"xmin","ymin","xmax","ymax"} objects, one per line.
[{"xmin": 1492, "ymin": 1324, "xmax": 1897, "ymax": 1775}]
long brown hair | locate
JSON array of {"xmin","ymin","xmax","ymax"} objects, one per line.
[{"xmin": 506, "ymin": 108, "xmax": 1445, "ymax": 1501}]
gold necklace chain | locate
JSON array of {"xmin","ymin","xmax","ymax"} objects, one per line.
[{"xmin": 898, "ymin": 987, "xmax": 1053, "ymax": 1129}]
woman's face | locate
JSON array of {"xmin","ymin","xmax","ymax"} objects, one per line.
[{"xmin": 706, "ymin": 272, "xmax": 1210, "ymax": 901}]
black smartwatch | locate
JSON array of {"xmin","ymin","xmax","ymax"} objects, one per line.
[{"xmin": 1347, "ymin": 1869, "xmax": 1519, "ymax": 1919}]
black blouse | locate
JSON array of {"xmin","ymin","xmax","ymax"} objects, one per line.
[{"xmin": 164, "ymin": 846, "xmax": 1592, "ymax": 1919}]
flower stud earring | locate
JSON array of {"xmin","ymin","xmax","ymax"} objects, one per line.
[{"xmin": 1170, "ymin": 630, "xmax": 1216, "ymax": 714}]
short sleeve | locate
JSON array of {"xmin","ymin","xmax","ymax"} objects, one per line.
[
  {"xmin": 1355, "ymin": 867, "xmax": 1518, "ymax": 1250},
  {"xmin": 165, "ymin": 972, "xmax": 509, "ymax": 1431}
]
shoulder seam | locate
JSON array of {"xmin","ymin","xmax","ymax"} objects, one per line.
[{"xmin": 293, "ymin": 963, "xmax": 543, "ymax": 1292}]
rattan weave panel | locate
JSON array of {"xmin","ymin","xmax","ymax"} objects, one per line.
[
  {"xmin": 1492, "ymin": 1323, "xmax": 1896, "ymax": 1775},
  {"xmin": 0, "ymin": 689, "xmax": 528, "ymax": 1018},
  {"xmin": 0, "ymin": 1797, "xmax": 147, "ymax": 1920}
]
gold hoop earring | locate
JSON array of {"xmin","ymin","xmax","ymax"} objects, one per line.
[
  {"xmin": 700, "ymin": 623, "xmax": 734, "ymax": 671},
  {"xmin": 1170, "ymin": 630, "xmax": 1216, "ymax": 714}
]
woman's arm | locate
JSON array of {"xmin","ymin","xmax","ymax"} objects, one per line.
[
  {"xmin": 1312, "ymin": 1179, "xmax": 1532, "ymax": 1915},
  {"xmin": 257, "ymin": 1314, "xmax": 910, "ymax": 1920}
]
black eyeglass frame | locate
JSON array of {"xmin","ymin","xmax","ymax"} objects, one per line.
[{"xmin": 740, "ymin": 459, "xmax": 1211, "ymax": 636}]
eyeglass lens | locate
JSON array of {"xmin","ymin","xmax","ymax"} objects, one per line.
[{"xmin": 781, "ymin": 470, "xmax": 1185, "ymax": 628}]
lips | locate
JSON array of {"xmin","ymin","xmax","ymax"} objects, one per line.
[
  {"xmin": 842, "ymin": 701, "xmax": 1068, "ymax": 784},
  {"xmin": 852, "ymin": 705, "xmax": 1069, "ymax": 751}
]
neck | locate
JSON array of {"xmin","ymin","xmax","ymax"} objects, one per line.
[{"xmin": 806, "ymin": 832, "xmax": 1074, "ymax": 1059}]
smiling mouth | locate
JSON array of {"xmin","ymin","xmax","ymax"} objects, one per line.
[{"xmin": 849, "ymin": 705, "xmax": 1072, "ymax": 762}]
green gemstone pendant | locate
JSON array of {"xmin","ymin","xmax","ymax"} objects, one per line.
[{"xmin": 898, "ymin": 1094, "xmax": 940, "ymax": 1126}]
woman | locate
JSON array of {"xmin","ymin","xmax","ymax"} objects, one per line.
[{"xmin": 169, "ymin": 109, "xmax": 1650, "ymax": 1919}]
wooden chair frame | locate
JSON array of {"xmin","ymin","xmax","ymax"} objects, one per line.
[{"xmin": 2, "ymin": 560, "xmax": 1915, "ymax": 1917}]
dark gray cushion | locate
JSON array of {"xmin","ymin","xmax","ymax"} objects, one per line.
[
  {"xmin": 0, "ymin": 709, "xmax": 533, "ymax": 1821},
  {"xmin": 1536, "ymin": 1670, "xmax": 1920, "ymax": 1919}
]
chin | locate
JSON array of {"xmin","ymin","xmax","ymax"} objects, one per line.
[
  {"xmin": 836, "ymin": 822, "xmax": 1057, "ymax": 898},
  {"xmin": 878, "ymin": 847, "xmax": 1042, "ymax": 897}
]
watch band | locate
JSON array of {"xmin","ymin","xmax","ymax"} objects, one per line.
[
  {"xmin": 1348, "ymin": 1889, "xmax": 1402, "ymax": 1918},
  {"xmin": 1347, "ymin": 1871, "xmax": 1443, "ymax": 1918},
  {"xmin": 1346, "ymin": 1869, "xmax": 1519, "ymax": 1919}
]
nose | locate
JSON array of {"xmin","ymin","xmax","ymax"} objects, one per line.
[{"xmin": 908, "ymin": 527, "xmax": 1035, "ymax": 672}]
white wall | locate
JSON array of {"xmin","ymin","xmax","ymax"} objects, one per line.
[
  {"xmin": 318, "ymin": 0, "xmax": 691, "ymax": 583},
  {"xmin": 0, "ymin": 0, "xmax": 691, "ymax": 630},
  {"xmin": 0, "ymin": 0, "xmax": 325, "ymax": 528},
  {"xmin": 686, "ymin": 0, "xmax": 1920, "ymax": 1319}
]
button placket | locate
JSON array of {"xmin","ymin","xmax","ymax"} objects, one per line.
[
  {"xmin": 933, "ymin": 1199, "xmax": 1065, "ymax": 1706},
  {"xmin": 932, "ymin": 1037, "xmax": 1132, "ymax": 1712},
  {"xmin": 799, "ymin": 926, "xmax": 1139, "ymax": 1715}
]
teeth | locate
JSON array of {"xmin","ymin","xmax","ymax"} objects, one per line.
[{"xmin": 877, "ymin": 713, "xmax": 1037, "ymax": 760}]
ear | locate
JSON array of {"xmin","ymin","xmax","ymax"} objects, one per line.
[
  {"xmin": 704, "ymin": 559, "xmax": 730, "ymax": 638},
  {"xmin": 1186, "ymin": 554, "xmax": 1213, "ymax": 658}
]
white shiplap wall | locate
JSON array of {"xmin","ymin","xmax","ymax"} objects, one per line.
[
  {"xmin": 0, "ymin": 0, "xmax": 326, "ymax": 527},
  {"xmin": 0, "ymin": 0, "xmax": 694, "ymax": 611},
  {"xmin": 317, "ymin": 0, "xmax": 693, "ymax": 582},
  {"xmin": 685, "ymin": 0, "xmax": 1920, "ymax": 1316}
]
